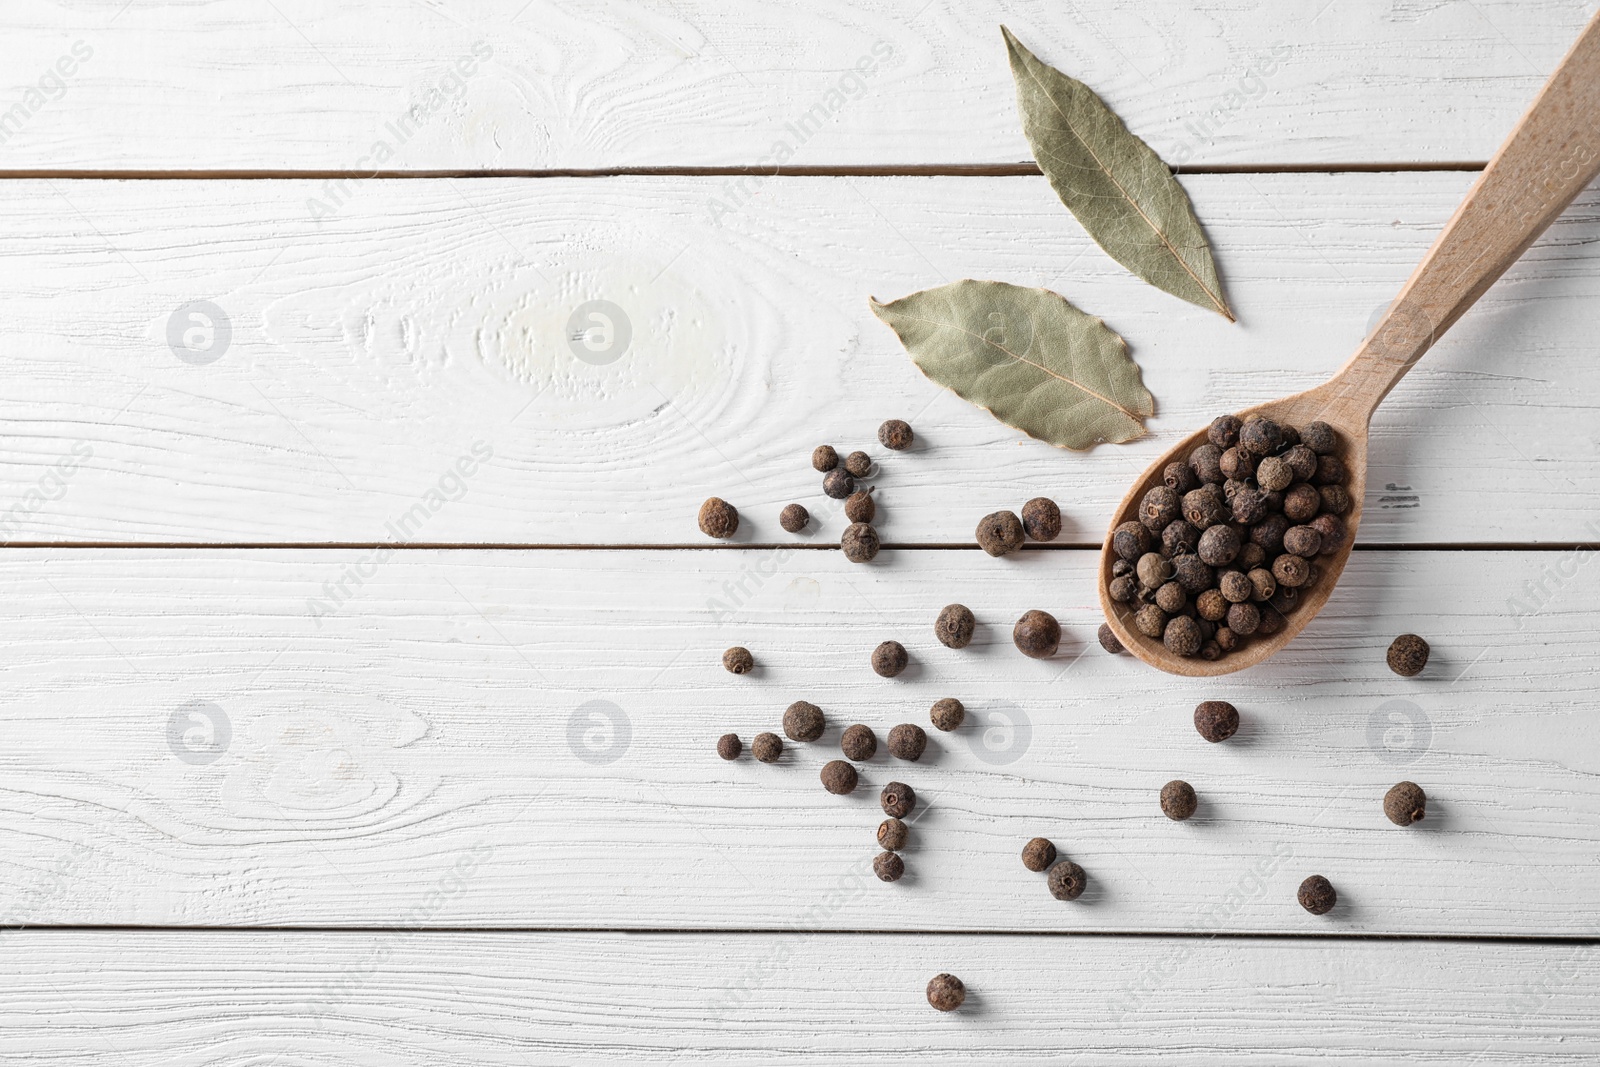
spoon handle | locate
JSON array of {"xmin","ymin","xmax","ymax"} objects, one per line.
[{"xmin": 1331, "ymin": 7, "xmax": 1600, "ymax": 416}]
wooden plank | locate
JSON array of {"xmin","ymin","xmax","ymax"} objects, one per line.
[
  {"xmin": 3, "ymin": 172, "xmax": 1598, "ymax": 545},
  {"xmin": 2, "ymin": 547, "xmax": 1596, "ymax": 933},
  {"xmin": 1, "ymin": 931, "xmax": 1596, "ymax": 1063},
  {"xmin": 2, "ymin": 1, "xmax": 1594, "ymax": 169}
]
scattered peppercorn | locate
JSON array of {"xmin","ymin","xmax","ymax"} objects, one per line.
[
  {"xmin": 878, "ymin": 818, "xmax": 908, "ymax": 851},
  {"xmin": 841, "ymin": 724, "xmax": 878, "ymax": 762},
  {"xmin": 1022, "ymin": 837, "xmax": 1057, "ymax": 872},
  {"xmin": 812, "ymin": 445, "xmax": 839, "ymax": 472},
  {"xmin": 722, "ymin": 646, "xmax": 754, "ymax": 674},
  {"xmin": 1047, "ymin": 859, "xmax": 1087, "ymax": 901},
  {"xmin": 698, "ymin": 497, "xmax": 739, "ymax": 539},
  {"xmin": 779, "ymin": 503, "xmax": 810, "ymax": 533},
  {"xmin": 976, "ymin": 511, "xmax": 1025, "ymax": 556},
  {"xmin": 1097, "ymin": 622, "xmax": 1125, "ymax": 654},
  {"xmin": 1387, "ymin": 634, "xmax": 1430, "ymax": 677},
  {"xmin": 1298, "ymin": 874, "xmax": 1337, "ymax": 915},
  {"xmin": 1194, "ymin": 700, "xmax": 1239, "ymax": 742},
  {"xmin": 820, "ymin": 759, "xmax": 858, "ymax": 795},
  {"xmin": 872, "ymin": 640, "xmax": 909, "ymax": 678},
  {"xmin": 1383, "ymin": 780, "xmax": 1427, "ymax": 826},
  {"xmin": 934, "ymin": 604, "xmax": 976, "ymax": 649},
  {"xmin": 1022, "ymin": 497, "xmax": 1062, "ymax": 542},
  {"xmin": 888, "ymin": 723, "xmax": 927, "ymax": 761},
  {"xmin": 878, "ymin": 419, "xmax": 914, "ymax": 451},
  {"xmin": 823, "ymin": 469, "xmax": 855, "ymax": 499},
  {"xmin": 874, "ymin": 851, "xmax": 905, "ymax": 882},
  {"xmin": 844, "ymin": 450, "xmax": 872, "ymax": 478},
  {"xmin": 880, "ymin": 781, "xmax": 916, "ymax": 818},
  {"xmin": 930, "ymin": 697, "xmax": 965, "ymax": 732},
  {"xmin": 1160, "ymin": 780, "xmax": 1197, "ymax": 821},
  {"xmin": 926, "ymin": 973, "xmax": 966, "ymax": 1012},
  {"xmin": 717, "ymin": 733, "xmax": 742, "ymax": 760},
  {"xmin": 783, "ymin": 700, "xmax": 825, "ymax": 742},
  {"xmin": 845, "ymin": 488, "xmax": 876, "ymax": 524},
  {"xmin": 752, "ymin": 732, "xmax": 783, "ymax": 763},
  {"xmin": 841, "ymin": 522, "xmax": 880, "ymax": 563},
  {"xmin": 1013, "ymin": 610, "xmax": 1061, "ymax": 659}
]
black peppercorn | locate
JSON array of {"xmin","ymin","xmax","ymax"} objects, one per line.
[
  {"xmin": 1134, "ymin": 603, "xmax": 1167, "ymax": 638},
  {"xmin": 845, "ymin": 488, "xmax": 876, "ymax": 524},
  {"xmin": 934, "ymin": 604, "xmax": 976, "ymax": 649},
  {"xmin": 1256, "ymin": 454, "xmax": 1293, "ymax": 492},
  {"xmin": 1197, "ymin": 525, "xmax": 1240, "ymax": 566},
  {"xmin": 1387, "ymin": 634, "xmax": 1430, "ymax": 676},
  {"xmin": 1314, "ymin": 453, "xmax": 1347, "ymax": 486},
  {"xmin": 888, "ymin": 723, "xmax": 927, "ymax": 761},
  {"xmin": 841, "ymin": 723, "xmax": 877, "ymax": 761},
  {"xmin": 872, "ymin": 640, "xmax": 909, "ymax": 677},
  {"xmin": 1163, "ymin": 615, "xmax": 1202, "ymax": 657},
  {"xmin": 1154, "ymin": 581, "xmax": 1187, "ymax": 613},
  {"xmin": 1097, "ymin": 622, "xmax": 1125, "ymax": 654},
  {"xmin": 1239, "ymin": 416, "xmax": 1283, "ymax": 457},
  {"xmin": 1384, "ymin": 781, "xmax": 1427, "ymax": 826},
  {"xmin": 1300, "ymin": 421, "xmax": 1338, "ymax": 455},
  {"xmin": 1298, "ymin": 874, "xmax": 1337, "ymax": 915},
  {"xmin": 878, "ymin": 817, "xmax": 908, "ymax": 851},
  {"xmin": 752, "ymin": 732, "xmax": 783, "ymax": 763},
  {"xmin": 717, "ymin": 733, "xmax": 742, "ymax": 760},
  {"xmin": 1160, "ymin": 779, "xmax": 1197, "ymax": 820},
  {"xmin": 1113, "ymin": 520, "xmax": 1154, "ymax": 561},
  {"xmin": 783, "ymin": 700, "xmax": 825, "ymax": 742},
  {"xmin": 927, "ymin": 973, "xmax": 966, "ymax": 1012},
  {"xmin": 874, "ymin": 851, "xmax": 905, "ymax": 882},
  {"xmin": 930, "ymin": 697, "xmax": 965, "ymax": 731},
  {"xmin": 976, "ymin": 511, "xmax": 1025, "ymax": 556},
  {"xmin": 841, "ymin": 522, "xmax": 880, "ymax": 563},
  {"xmin": 1196, "ymin": 588, "xmax": 1228, "ymax": 621},
  {"xmin": 1047, "ymin": 859, "xmax": 1087, "ymax": 901},
  {"xmin": 1208, "ymin": 415, "xmax": 1242, "ymax": 449},
  {"xmin": 1172, "ymin": 554, "xmax": 1215, "ymax": 594},
  {"xmin": 1226, "ymin": 601, "xmax": 1260, "ymax": 636},
  {"xmin": 1022, "ymin": 837, "xmax": 1056, "ymax": 872},
  {"xmin": 823, "ymin": 468, "xmax": 856, "ymax": 499},
  {"xmin": 812, "ymin": 445, "xmax": 839, "ymax": 472},
  {"xmin": 779, "ymin": 503, "xmax": 810, "ymax": 533},
  {"xmin": 881, "ymin": 781, "xmax": 916, "ymax": 818},
  {"xmin": 1013, "ymin": 610, "xmax": 1061, "ymax": 658},
  {"xmin": 1283, "ymin": 525, "xmax": 1322, "ymax": 558},
  {"xmin": 1189, "ymin": 443, "xmax": 1225, "ymax": 485},
  {"xmin": 1319, "ymin": 484, "xmax": 1351, "ymax": 516},
  {"xmin": 1140, "ymin": 486, "xmax": 1181, "ymax": 531},
  {"xmin": 1309, "ymin": 513, "xmax": 1346, "ymax": 554},
  {"xmin": 698, "ymin": 497, "xmax": 739, "ymax": 539},
  {"xmin": 722, "ymin": 646, "xmax": 755, "ymax": 674},
  {"xmin": 1164, "ymin": 460, "xmax": 1199, "ymax": 493},
  {"xmin": 1022, "ymin": 497, "xmax": 1062, "ymax": 542},
  {"xmin": 1194, "ymin": 700, "xmax": 1239, "ymax": 742},
  {"xmin": 878, "ymin": 419, "xmax": 914, "ymax": 451},
  {"xmin": 844, "ymin": 450, "xmax": 872, "ymax": 478},
  {"xmin": 820, "ymin": 759, "xmax": 858, "ymax": 795}
]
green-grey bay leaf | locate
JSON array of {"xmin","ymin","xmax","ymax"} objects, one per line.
[
  {"xmin": 1002, "ymin": 26, "xmax": 1235, "ymax": 321},
  {"xmin": 870, "ymin": 280, "xmax": 1153, "ymax": 450}
]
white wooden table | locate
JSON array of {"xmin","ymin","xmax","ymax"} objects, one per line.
[{"xmin": 3, "ymin": 1, "xmax": 1599, "ymax": 1061}]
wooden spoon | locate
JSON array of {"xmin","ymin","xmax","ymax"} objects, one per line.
[{"xmin": 1100, "ymin": 8, "xmax": 1600, "ymax": 676}]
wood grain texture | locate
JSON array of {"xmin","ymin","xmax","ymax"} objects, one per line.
[
  {"xmin": 1, "ymin": 547, "xmax": 1596, "ymax": 933},
  {"xmin": 1, "ymin": 1, "xmax": 1595, "ymax": 169},
  {"xmin": 3, "ymin": 172, "xmax": 1599, "ymax": 546},
  {"xmin": 1, "ymin": 931, "xmax": 1597, "ymax": 1063}
]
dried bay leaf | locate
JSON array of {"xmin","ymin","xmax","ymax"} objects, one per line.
[
  {"xmin": 870, "ymin": 280, "xmax": 1152, "ymax": 450},
  {"xmin": 1002, "ymin": 26, "xmax": 1235, "ymax": 321}
]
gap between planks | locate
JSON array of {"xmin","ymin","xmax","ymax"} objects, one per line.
[{"xmin": 0, "ymin": 542, "xmax": 1588, "ymax": 551}]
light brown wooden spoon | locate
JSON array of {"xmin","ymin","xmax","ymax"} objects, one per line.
[{"xmin": 1101, "ymin": 8, "xmax": 1600, "ymax": 676}]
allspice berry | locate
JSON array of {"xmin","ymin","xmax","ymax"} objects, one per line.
[
  {"xmin": 1140, "ymin": 486, "xmax": 1181, "ymax": 531},
  {"xmin": 717, "ymin": 733, "xmax": 742, "ymax": 760},
  {"xmin": 823, "ymin": 468, "xmax": 856, "ymax": 499},
  {"xmin": 878, "ymin": 419, "xmax": 914, "ymax": 451},
  {"xmin": 873, "ymin": 851, "xmax": 905, "ymax": 882},
  {"xmin": 1160, "ymin": 780, "xmax": 1198, "ymax": 821},
  {"xmin": 935, "ymin": 604, "xmax": 976, "ymax": 649},
  {"xmin": 878, "ymin": 818, "xmax": 908, "ymax": 851},
  {"xmin": 1298, "ymin": 874, "xmax": 1337, "ymax": 915},
  {"xmin": 1208, "ymin": 415, "xmax": 1242, "ymax": 449},
  {"xmin": 1384, "ymin": 781, "xmax": 1427, "ymax": 826},
  {"xmin": 1097, "ymin": 622, "xmax": 1125, "ymax": 655},
  {"xmin": 1134, "ymin": 604, "xmax": 1167, "ymax": 639},
  {"xmin": 1256, "ymin": 455, "xmax": 1293, "ymax": 492},
  {"xmin": 930, "ymin": 698, "xmax": 965, "ymax": 732},
  {"xmin": 779, "ymin": 503, "xmax": 810, "ymax": 533},
  {"xmin": 812, "ymin": 445, "xmax": 839, "ymax": 472},
  {"xmin": 1047, "ymin": 859, "xmax": 1087, "ymax": 901},
  {"xmin": 1387, "ymin": 633, "xmax": 1430, "ymax": 676},
  {"xmin": 1300, "ymin": 421, "xmax": 1338, "ymax": 455},
  {"xmin": 1194, "ymin": 700, "xmax": 1239, "ymax": 742},
  {"xmin": 1239, "ymin": 416, "xmax": 1283, "ymax": 457},
  {"xmin": 888, "ymin": 723, "xmax": 927, "ymax": 762},
  {"xmin": 872, "ymin": 640, "xmax": 909, "ymax": 678},
  {"xmin": 1021, "ymin": 837, "xmax": 1056, "ymax": 872},
  {"xmin": 820, "ymin": 759, "xmax": 858, "ymax": 795},
  {"xmin": 783, "ymin": 700, "xmax": 825, "ymax": 742},
  {"xmin": 698, "ymin": 497, "xmax": 739, "ymax": 539},
  {"xmin": 844, "ymin": 488, "xmax": 876, "ymax": 524},
  {"xmin": 841, "ymin": 724, "xmax": 877, "ymax": 762},
  {"xmin": 926, "ymin": 973, "xmax": 966, "ymax": 1012},
  {"xmin": 722, "ymin": 646, "xmax": 755, "ymax": 674},
  {"xmin": 844, "ymin": 451, "xmax": 872, "ymax": 478},
  {"xmin": 841, "ymin": 522, "xmax": 880, "ymax": 563},
  {"xmin": 880, "ymin": 781, "xmax": 916, "ymax": 818},
  {"xmin": 1112, "ymin": 520, "xmax": 1153, "ymax": 561},
  {"xmin": 1163, "ymin": 615, "xmax": 1202, "ymax": 657},
  {"xmin": 1013, "ymin": 610, "xmax": 1061, "ymax": 659},
  {"xmin": 752, "ymin": 732, "xmax": 783, "ymax": 763},
  {"xmin": 976, "ymin": 510, "xmax": 1025, "ymax": 556},
  {"xmin": 1197, "ymin": 525, "xmax": 1240, "ymax": 566},
  {"xmin": 1022, "ymin": 497, "xmax": 1062, "ymax": 542}
]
